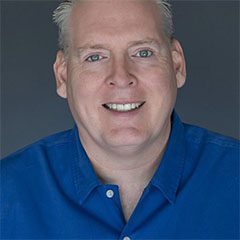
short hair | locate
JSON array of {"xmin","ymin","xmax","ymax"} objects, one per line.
[{"xmin": 52, "ymin": 0, "xmax": 173, "ymax": 53}]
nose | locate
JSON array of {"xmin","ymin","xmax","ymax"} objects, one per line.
[{"xmin": 105, "ymin": 57, "xmax": 137, "ymax": 88}]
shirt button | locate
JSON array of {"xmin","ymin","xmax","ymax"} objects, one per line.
[
  {"xmin": 106, "ymin": 189, "xmax": 114, "ymax": 198},
  {"xmin": 123, "ymin": 237, "xmax": 131, "ymax": 240}
]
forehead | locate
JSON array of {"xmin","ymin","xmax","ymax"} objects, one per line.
[{"xmin": 69, "ymin": 0, "xmax": 164, "ymax": 45}]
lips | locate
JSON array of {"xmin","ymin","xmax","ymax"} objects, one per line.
[{"xmin": 102, "ymin": 102, "xmax": 145, "ymax": 112}]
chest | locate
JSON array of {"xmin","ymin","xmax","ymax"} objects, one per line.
[
  {"xmin": 3, "ymin": 184, "xmax": 237, "ymax": 239},
  {"xmin": 119, "ymin": 185, "xmax": 145, "ymax": 222}
]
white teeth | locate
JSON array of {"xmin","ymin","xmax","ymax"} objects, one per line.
[
  {"xmin": 105, "ymin": 102, "xmax": 143, "ymax": 112},
  {"xmin": 112, "ymin": 104, "xmax": 117, "ymax": 110}
]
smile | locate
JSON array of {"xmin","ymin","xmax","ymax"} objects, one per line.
[{"xmin": 103, "ymin": 102, "xmax": 145, "ymax": 112}]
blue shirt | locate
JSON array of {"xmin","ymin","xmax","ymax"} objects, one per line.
[{"xmin": 1, "ymin": 112, "xmax": 239, "ymax": 239}]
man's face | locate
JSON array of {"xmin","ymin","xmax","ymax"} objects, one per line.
[{"xmin": 54, "ymin": 0, "xmax": 186, "ymax": 154}]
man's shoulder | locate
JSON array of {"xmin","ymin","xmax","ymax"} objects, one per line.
[
  {"xmin": 182, "ymin": 122, "xmax": 239, "ymax": 170},
  {"xmin": 1, "ymin": 128, "xmax": 74, "ymax": 169},
  {"xmin": 180, "ymin": 122, "xmax": 239, "ymax": 190},
  {"xmin": 183, "ymin": 122, "xmax": 239, "ymax": 150}
]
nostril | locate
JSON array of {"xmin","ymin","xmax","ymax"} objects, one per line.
[
  {"xmin": 108, "ymin": 81, "xmax": 115, "ymax": 86},
  {"xmin": 106, "ymin": 74, "xmax": 136, "ymax": 87}
]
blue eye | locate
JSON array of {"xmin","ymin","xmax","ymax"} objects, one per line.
[
  {"xmin": 136, "ymin": 50, "xmax": 153, "ymax": 58},
  {"xmin": 86, "ymin": 54, "xmax": 103, "ymax": 62}
]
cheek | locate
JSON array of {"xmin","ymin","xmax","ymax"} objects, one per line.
[
  {"xmin": 67, "ymin": 65, "xmax": 102, "ymax": 101},
  {"xmin": 66, "ymin": 73, "xmax": 99, "ymax": 125},
  {"xmin": 134, "ymin": 54, "xmax": 176, "ymax": 85},
  {"xmin": 136, "ymin": 64, "xmax": 177, "ymax": 110},
  {"xmin": 66, "ymin": 69, "xmax": 109, "ymax": 124},
  {"xmin": 137, "ymin": 65, "xmax": 177, "ymax": 93}
]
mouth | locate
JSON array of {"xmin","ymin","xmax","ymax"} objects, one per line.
[{"xmin": 102, "ymin": 101, "xmax": 145, "ymax": 112}]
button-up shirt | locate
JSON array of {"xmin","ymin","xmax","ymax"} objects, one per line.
[{"xmin": 1, "ymin": 112, "xmax": 239, "ymax": 239}]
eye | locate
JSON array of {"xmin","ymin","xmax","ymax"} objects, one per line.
[
  {"xmin": 85, "ymin": 54, "xmax": 103, "ymax": 62},
  {"xmin": 135, "ymin": 49, "xmax": 153, "ymax": 58}
]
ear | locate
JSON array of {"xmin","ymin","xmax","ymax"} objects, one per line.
[
  {"xmin": 53, "ymin": 51, "xmax": 68, "ymax": 99},
  {"xmin": 171, "ymin": 39, "xmax": 186, "ymax": 88}
]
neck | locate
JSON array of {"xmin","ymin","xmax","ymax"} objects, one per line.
[
  {"xmin": 80, "ymin": 122, "xmax": 171, "ymax": 187},
  {"xmin": 97, "ymin": 147, "xmax": 165, "ymax": 185},
  {"xmin": 79, "ymin": 122, "xmax": 171, "ymax": 222}
]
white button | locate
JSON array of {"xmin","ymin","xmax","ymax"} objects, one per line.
[
  {"xmin": 123, "ymin": 237, "xmax": 131, "ymax": 240},
  {"xmin": 106, "ymin": 189, "xmax": 114, "ymax": 198}
]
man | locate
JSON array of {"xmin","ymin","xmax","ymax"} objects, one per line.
[{"xmin": 1, "ymin": 0, "xmax": 239, "ymax": 239}]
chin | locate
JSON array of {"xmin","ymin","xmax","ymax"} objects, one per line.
[{"xmin": 104, "ymin": 128, "xmax": 147, "ymax": 148}]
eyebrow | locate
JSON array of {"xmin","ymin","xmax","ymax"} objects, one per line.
[
  {"xmin": 77, "ymin": 44, "xmax": 109, "ymax": 55},
  {"xmin": 127, "ymin": 38, "xmax": 160, "ymax": 48},
  {"xmin": 77, "ymin": 38, "xmax": 161, "ymax": 54}
]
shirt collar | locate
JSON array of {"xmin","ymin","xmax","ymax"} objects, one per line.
[
  {"xmin": 71, "ymin": 110, "xmax": 186, "ymax": 205},
  {"xmin": 71, "ymin": 126, "xmax": 100, "ymax": 204},
  {"xmin": 150, "ymin": 110, "xmax": 186, "ymax": 204}
]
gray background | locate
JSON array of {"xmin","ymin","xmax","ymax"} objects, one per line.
[{"xmin": 1, "ymin": 0, "xmax": 239, "ymax": 158}]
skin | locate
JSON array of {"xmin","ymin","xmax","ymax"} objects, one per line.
[{"xmin": 54, "ymin": 0, "xmax": 186, "ymax": 221}]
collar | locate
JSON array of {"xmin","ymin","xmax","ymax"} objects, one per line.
[
  {"xmin": 150, "ymin": 110, "xmax": 186, "ymax": 204},
  {"xmin": 71, "ymin": 126, "xmax": 100, "ymax": 204},
  {"xmin": 71, "ymin": 110, "xmax": 186, "ymax": 205}
]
